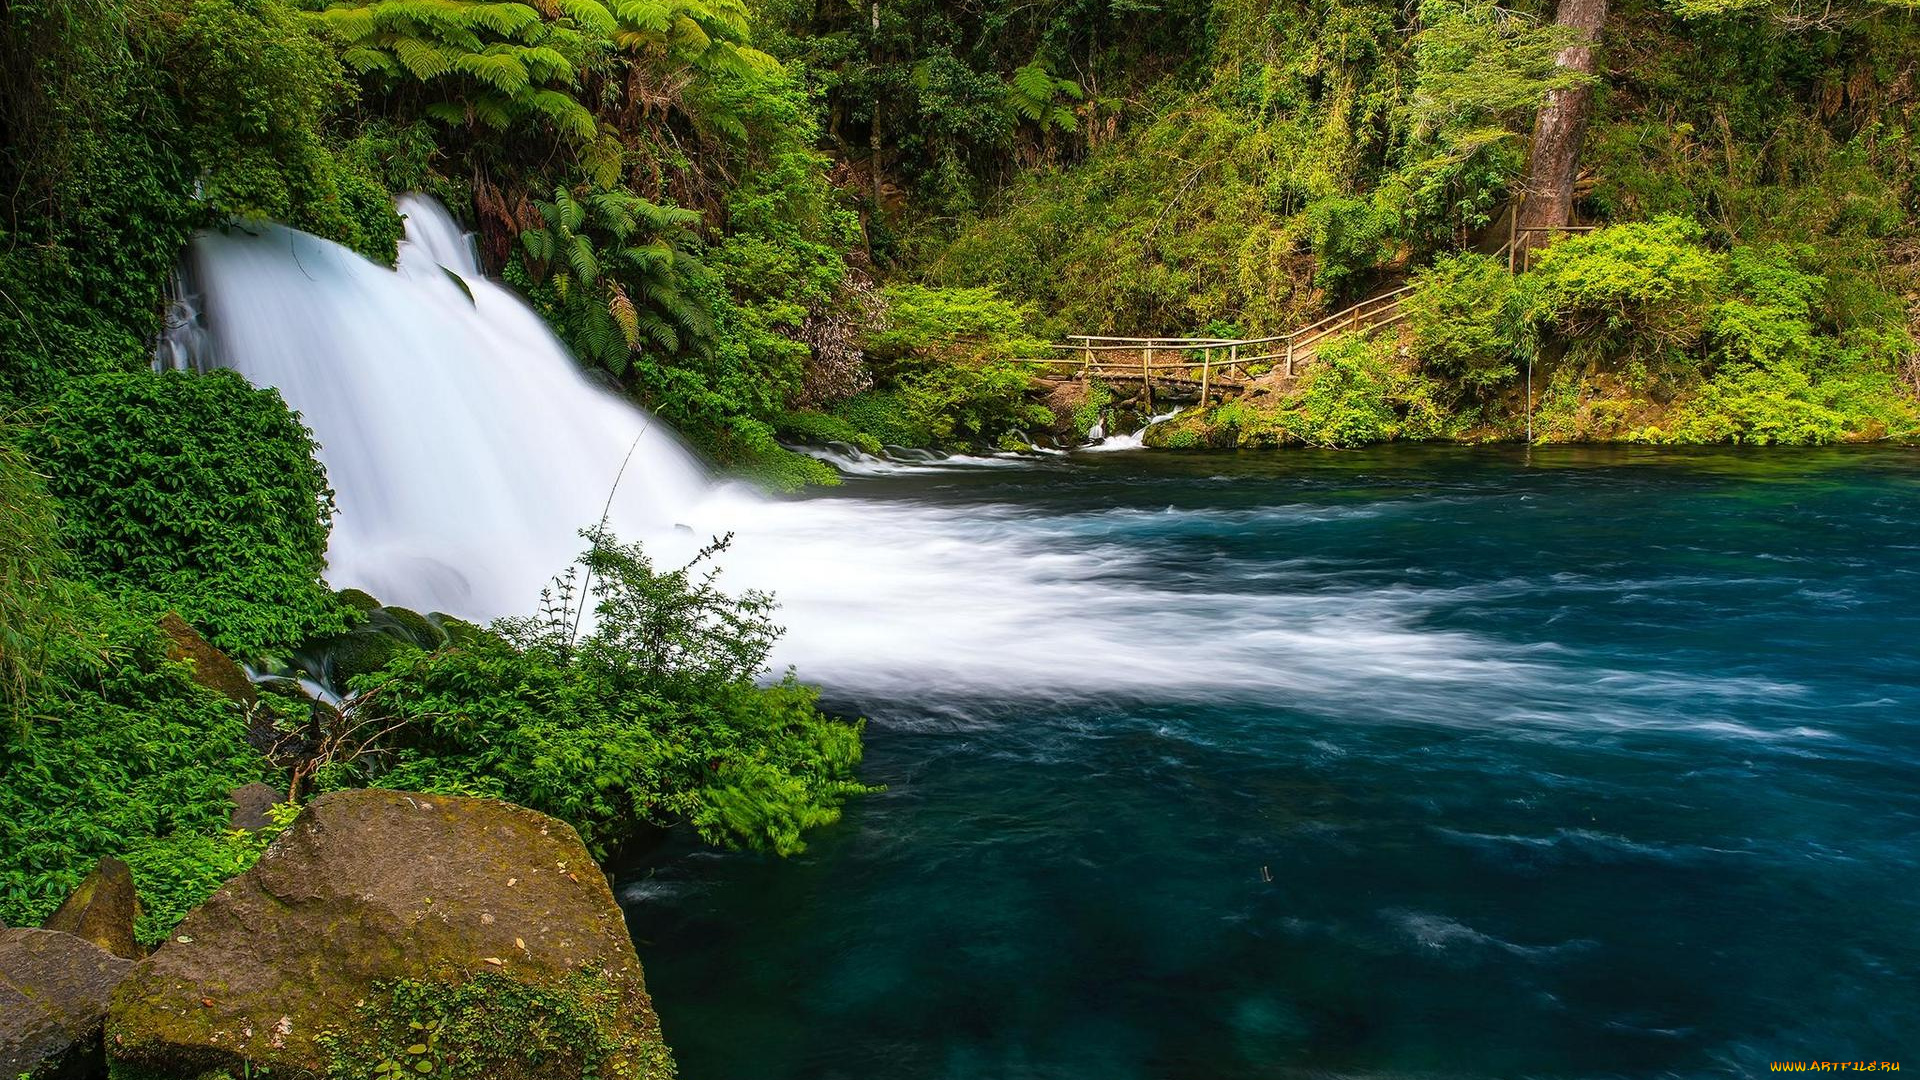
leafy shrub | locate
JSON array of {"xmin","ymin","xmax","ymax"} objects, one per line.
[
  {"xmin": 1404, "ymin": 252, "xmax": 1528, "ymax": 393},
  {"xmin": 515, "ymin": 185, "xmax": 716, "ymax": 374},
  {"xmin": 863, "ymin": 284, "xmax": 1044, "ymax": 361},
  {"xmin": 1, "ymin": 426, "xmax": 73, "ymax": 737},
  {"xmin": 828, "ymin": 391, "xmax": 938, "ymax": 449},
  {"xmin": 776, "ymin": 410, "xmax": 884, "ymax": 455},
  {"xmin": 1526, "ymin": 217, "xmax": 1724, "ymax": 360},
  {"xmin": 849, "ymin": 285, "xmax": 1055, "ymax": 449},
  {"xmin": 1281, "ymin": 335, "xmax": 1453, "ymax": 447},
  {"xmin": 23, "ymin": 371, "xmax": 346, "ymax": 658},
  {"xmin": 334, "ymin": 529, "xmax": 872, "ymax": 857},
  {"xmin": 0, "ymin": 585, "xmax": 271, "ymax": 940}
]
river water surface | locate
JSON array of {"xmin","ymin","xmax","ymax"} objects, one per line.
[{"xmin": 619, "ymin": 447, "xmax": 1919, "ymax": 1079}]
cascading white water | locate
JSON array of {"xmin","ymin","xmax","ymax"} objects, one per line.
[
  {"xmin": 173, "ymin": 195, "xmax": 710, "ymax": 619},
  {"xmin": 1082, "ymin": 408, "xmax": 1182, "ymax": 452},
  {"xmin": 173, "ymin": 196, "xmax": 1718, "ymax": 719}
]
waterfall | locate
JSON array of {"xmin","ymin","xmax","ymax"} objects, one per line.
[
  {"xmin": 169, "ymin": 195, "xmax": 710, "ymax": 620},
  {"xmin": 170, "ymin": 196, "xmax": 1531, "ymax": 707}
]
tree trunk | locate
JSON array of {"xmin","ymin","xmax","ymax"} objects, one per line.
[{"xmin": 1515, "ymin": 0, "xmax": 1609, "ymax": 257}]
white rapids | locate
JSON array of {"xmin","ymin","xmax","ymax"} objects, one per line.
[{"xmin": 164, "ymin": 196, "xmax": 1746, "ymax": 723}]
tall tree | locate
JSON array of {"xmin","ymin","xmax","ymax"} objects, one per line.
[{"xmin": 1514, "ymin": 0, "xmax": 1608, "ymax": 254}]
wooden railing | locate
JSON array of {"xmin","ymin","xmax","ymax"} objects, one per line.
[
  {"xmin": 1020, "ymin": 284, "xmax": 1415, "ymax": 406},
  {"xmin": 1025, "ymin": 205, "xmax": 1597, "ymax": 405}
]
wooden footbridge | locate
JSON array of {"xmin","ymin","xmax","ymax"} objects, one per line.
[
  {"xmin": 1019, "ymin": 284, "xmax": 1414, "ymax": 407},
  {"xmin": 1026, "ymin": 203, "xmax": 1588, "ymax": 407}
]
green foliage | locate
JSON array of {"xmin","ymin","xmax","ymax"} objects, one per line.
[
  {"xmin": 0, "ymin": 585, "xmax": 271, "ymax": 940},
  {"xmin": 1660, "ymin": 358, "xmax": 1911, "ymax": 444},
  {"xmin": 304, "ymin": 0, "xmax": 604, "ymax": 141},
  {"xmin": 0, "ymin": 0, "xmax": 401, "ymax": 405},
  {"xmin": 1527, "ymin": 218, "xmax": 1726, "ymax": 351},
  {"xmin": 1403, "ymin": 251, "xmax": 1529, "ymax": 393},
  {"xmin": 1278, "ymin": 334, "xmax": 1453, "ymax": 447},
  {"xmin": 518, "ymin": 184, "xmax": 715, "ymax": 372},
  {"xmin": 0, "ymin": 426, "xmax": 72, "ymax": 738},
  {"xmin": 775, "ymin": 409, "xmax": 883, "ymax": 454},
  {"xmin": 863, "ymin": 283, "xmax": 1044, "ymax": 360},
  {"xmin": 849, "ymin": 285, "xmax": 1054, "ymax": 449},
  {"xmin": 1006, "ymin": 60, "xmax": 1083, "ymax": 133},
  {"xmin": 22, "ymin": 371, "xmax": 346, "ymax": 658},
  {"xmin": 336, "ymin": 528, "xmax": 871, "ymax": 857},
  {"xmin": 174, "ymin": 0, "xmax": 405, "ymax": 252},
  {"xmin": 124, "ymin": 801, "xmax": 297, "ymax": 946},
  {"xmin": 826, "ymin": 390, "xmax": 936, "ymax": 449},
  {"xmin": 321, "ymin": 969, "xmax": 676, "ymax": 1080}
]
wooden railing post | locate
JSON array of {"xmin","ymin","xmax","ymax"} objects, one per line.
[
  {"xmin": 1285, "ymin": 337, "xmax": 1294, "ymax": 378},
  {"xmin": 1508, "ymin": 193, "xmax": 1521, "ymax": 274},
  {"xmin": 1200, "ymin": 347, "xmax": 1212, "ymax": 407},
  {"xmin": 1082, "ymin": 340, "xmax": 1092, "ymax": 380},
  {"xmin": 1143, "ymin": 342, "xmax": 1154, "ymax": 412}
]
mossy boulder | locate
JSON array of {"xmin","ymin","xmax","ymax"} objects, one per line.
[
  {"xmin": 158, "ymin": 613, "xmax": 257, "ymax": 708},
  {"xmin": 1, "ymin": 928, "xmax": 136, "ymax": 1080},
  {"xmin": 105, "ymin": 789, "xmax": 674, "ymax": 1080},
  {"xmin": 41, "ymin": 857, "xmax": 143, "ymax": 960},
  {"xmin": 371, "ymin": 607, "xmax": 443, "ymax": 650},
  {"xmin": 313, "ymin": 629, "xmax": 413, "ymax": 689},
  {"xmin": 334, "ymin": 588, "xmax": 382, "ymax": 615}
]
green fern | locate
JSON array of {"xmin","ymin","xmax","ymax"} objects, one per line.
[
  {"xmin": 519, "ymin": 183, "xmax": 717, "ymax": 372},
  {"xmin": 302, "ymin": 0, "xmax": 607, "ymax": 141},
  {"xmin": 1006, "ymin": 60, "xmax": 1082, "ymax": 134}
]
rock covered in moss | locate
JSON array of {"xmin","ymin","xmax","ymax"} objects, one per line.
[
  {"xmin": 106, "ymin": 789, "xmax": 674, "ymax": 1080},
  {"xmin": 158, "ymin": 612, "xmax": 257, "ymax": 707},
  {"xmin": 1, "ymin": 928, "xmax": 136, "ymax": 1079},
  {"xmin": 40, "ymin": 857, "xmax": 143, "ymax": 960}
]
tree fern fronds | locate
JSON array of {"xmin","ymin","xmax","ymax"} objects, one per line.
[
  {"xmin": 614, "ymin": 0, "xmax": 670, "ymax": 32},
  {"xmin": 568, "ymin": 233, "xmax": 601, "ymax": 283},
  {"xmin": 608, "ymin": 282, "xmax": 642, "ymax": 348},
  {"xmin": 470, "ymin": 92, "xmax": 516, "ymax": 128},
  {"xmin": 555, "ymin": 0, "xmax": 617, "ymax": 34},
  {"xmin": 531, "ymin": 89, "xmax": 597, "ymax": 140},
  {"xmin": 455, "ymin": 49, "xmax": 531, "ymax": 91}
]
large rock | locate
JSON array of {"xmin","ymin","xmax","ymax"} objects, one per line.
[
  {"xmin": 1, "ymin": 928, "xmax": 136, "ymax": 1080},
  {"xmin": 40, "ymin": 857, "xmax": 143, "ymax": 960},
  {"xmin": 226, "ymin": 782, "xmax": 285, "ymax": 833},
  {"xmin": 158, "ymin": 612, "xmax": 256, "ymax": 708},
  {"xmin": 107, "ymin": 790, "xmax": 674, "ymax": 1080}
]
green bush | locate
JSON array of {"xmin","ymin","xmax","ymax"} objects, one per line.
[
  {"xmin": 851, "ymin": 285, "xmax": 1055, "ymax": 449},
  {"xmin": 23, "ymin": 371, "xmax": 346, "ymax": 658},
  {"xmin": 0, "ymin": 585, "xmax": 271, "ymax": 941},
  {"xmin": 1526, "ymin": 217, "xmax": 1725, "ymax": 363},
  {"xmin": 337, "ymin": 529, "xmax": 872, "ymax": 858},
  {"xmin": 1281, "ymin": 334, "xmax": 1453, "ymax": 447},
  {"xmin": 829, "ymin": 391, "xmax": 938, "ymax": 449},
  {"xmin": 776, "ymin": 410, "xmax": 885, "ymax": 455},
  {"xmin": 1404, "ymin": 251, "xmax": 1528, "ymax": 393},
  {"xmin": 1, "ymin": 426, "xmax": 73, "ymax": 737}
]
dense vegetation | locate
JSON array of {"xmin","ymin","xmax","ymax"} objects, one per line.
[{"xmin": 1, "ymin": 0, "xmax": 1916, "ymax": 955}]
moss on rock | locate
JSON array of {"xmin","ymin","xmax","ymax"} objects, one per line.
[{"xmin": 105, "ymin": 790, "xmax": 675, "ymax": 1080}]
